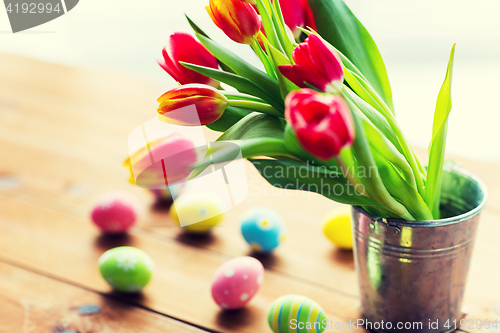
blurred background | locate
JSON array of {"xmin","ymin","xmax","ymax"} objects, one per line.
[{"xmin": 1, "ymin": 0, "xmax": 499, "ymax": 163}]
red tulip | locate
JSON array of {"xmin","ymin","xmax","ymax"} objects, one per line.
[
  {"xmin": 159, "ymin": 33, "xmax": 219, "ymax": 87},
  {"xmin": 279, "ymin": 0, "xmax": 316, "ymax": 38},
  {"xmin": 125, "ymin": 134, "xmax": 197, "ymax": 187},
  {"xmin": 300, "ymin": 0, "xmax": 317, "ymax": 32},
  {"xmin": 279, "ymin": 34, "xmax": 343, "ymax": 93},
  {"xmin": 285, "ymin": 89, "xmax": 354, "ymax": 160},
  {"xmin": 157, "ymin": 84, "xmax": 228, "ymax": 126},
  {"xmin": 207, "ymin": 0, "xmax": 262, "ymax": 44}
]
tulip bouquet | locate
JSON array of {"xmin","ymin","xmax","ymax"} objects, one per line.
[{"xmin": 150, "ymin": 0, "xmax": 456, "ymax": 221}]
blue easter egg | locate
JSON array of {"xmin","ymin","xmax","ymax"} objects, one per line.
[{"xmin": 240, "ymin": 207, "xmax": 286, "ymax": 253}]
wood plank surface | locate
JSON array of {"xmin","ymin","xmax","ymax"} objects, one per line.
[
  {"xmin": 0, "ymin": 193, "xmax": 362, "ymax": 333},
  {"xmin": 0, "ymin": 51, "xmax": 498, "ymax": 332},
  {"xmin": 0, "ymin": 261, "xmax": 207, "ymax": 333}
]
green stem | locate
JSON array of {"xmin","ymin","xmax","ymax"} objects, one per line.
[
  {"xmin": 385, "ymin": 116, "xmax": 425, "ymax": 194},
  {"xmin": 250, "ymin": 39, "xmax": 277, "ymax": 80},
  {"xmin": 335, "ymin": 156, "xmax": 370, "ymax": 198},
  {"xmin": 191, "ymin": 138, "xmax": 296, "ymax": 172},
  {"xmin": 350, "ymin": 112, "xmax": 415, "ymax": 220},
  {"xmin": 350, "ymin": 72, "xmax": 425, "ymax": 195},
  {"xmin": 228, "ymin": 100, "xmax": 283, "ymax": 117}
]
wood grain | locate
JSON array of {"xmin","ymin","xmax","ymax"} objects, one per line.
[
  {"xmin": 0, "ymin": 261, "xmax": 207, "ymax": 333},
  {"xmin": 0, "ymin": 193, "xmax": 363, "ymax": 332}
]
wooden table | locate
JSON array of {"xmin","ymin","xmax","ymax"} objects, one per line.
[{"xmin": 0, "ymin": 52, "xmax": 498, "ymax": 333}]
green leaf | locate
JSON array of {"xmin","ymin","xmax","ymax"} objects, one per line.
[
  {"xmin": 217, "ymin": 112, "xmax": 285, "ymax": 141},
  {"xmin": 251, "ymin": 37, "xmax": 277, "ymax": 80},
  {"xmin": 268, "ymin": 44, "xmax": 300, "ymax": 99},
  {"xmin": 271, "ymin": 0, "xmax": 295, "ymax": 59},
  {"xmin": 206, "ymin": 106, "xmax": 251, "ymax": 132},
  {"xmin": 358, "ymin": 116, "xmax": 433, "ymax": 220},
  {"xmin": 372, "ymin": 153, "xmax": 432, "ymax": 221},
  {"xmin": 185, "ymin": 14, "xmax": 234, "ymax": 74},
  {"xmin": 255, "ymin": 0, "xmax": 284, "ymax": 54},
  {"xmin": 343, "ymin": 69, "xmax": 385, "ymax": 115},
  {"xmin": 360, "ymin": 117, "xmax": 415, "ymax": 189},
  {"xmin": 195, "ymin": 34, "xmax": 283, "ymax": 105},
  {"xmin": 343, "ymin": 87, "xmax": 402, "ymax": 154},
  {"xmin": 424, "ymin": 44, "xmax": 456, "ymax": 219},
  {"xmin": 307, "ymin": 0, "xmax": 394, "ymax": 111},
  {"xmin": 224, "ymin": 92, "xmax": 269, "ymax": 103},
  {"xmin": 349, "ymin": 112, "xmax": 415, "ymax": 220},
  {"xmin": 185, "ymin": 14, "xmax": 209, "ymax": 38},
  {"xmin": 249, "ymin": 159, "xmax": 383, "ymax": 206},
  {"xmin": 180, "ymin": 62, "xmax": 284, "ymax": 111}
]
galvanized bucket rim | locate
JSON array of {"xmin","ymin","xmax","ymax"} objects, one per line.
[{"xmin": 353, "ymin": 165, "xmax": 488, "ymax": 227}]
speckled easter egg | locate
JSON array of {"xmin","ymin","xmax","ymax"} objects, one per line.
[
  {"xmin": 323, "ymin": 208, "xmax": 353, "ymax": 250},
  {"xmin": 268, "ymin": 295, "xmax": 327, "ymax": 333},
  {"xmin": 170, "ymin": 191, "xmax": 225, "ymax": 233},
  {"xmin": 91, "ymin": 192, "xmax": 138, "ymax": 234},
  {"xmin": 240, "ymin": 207, "xmax": 286, "ymax": 253},
  {"xmin": 211, "ymin": 256, "xmax": 264, "ymax": 310},
  {"xmin": 98, "ymin": 246, "xmax": 154, "ymax": 293}
]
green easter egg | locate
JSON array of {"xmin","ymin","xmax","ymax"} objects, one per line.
[
  {"xmin": 98, "ymin": 246, "xmax": 154, "ymax": 293},
  {"xmin": 268, "ymin": 295, "xmax": 327, "ymax": 333}
]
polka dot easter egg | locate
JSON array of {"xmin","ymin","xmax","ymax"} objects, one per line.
[
  {"xmin": 171, "ymin": 191, "xmax": 225, "ymax": 234},
  {"xmin": 91, "ymin": 192, "xmax": 138, "ymax": 234},
  {"xmin": 211, "ymin": 256, "xmax": 264, "ymax": 310},
  {"xmin": 99, "ymin": 246, "xmax": 154, "ymax": 293},
  {"xmin": 323, "ymin": 208, "xmax": 353, "ymax": 250},
  {"xmin": 240, "ymin": 207, "xmax": 286, "ymax": 253},
  {"xmin": 268, "ymin": 295, "xmax": 327, "ymax": 333}
]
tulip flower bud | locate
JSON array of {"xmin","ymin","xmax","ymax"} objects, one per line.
[
  {"xmin": 279, "ymin": 34, "xmax": 344, "ymax": 93},
  {"xmin": 237, "ymin": 0, "xmax": 256, "ymax": 4},
  {"xmin": 124, "ymin": 134, "xmax": 197, "ymax": 188},
  {"xmin": 285, "ymin": 89, "xmax": 355, "ymax": 160},
  {"xmin": 157, "ymin": 84, "xmax": 228, "ymax": 126},
  {"xmin": 300, "ymin": 0, "xmax": 317, "ymax": 31},
  {"xmin": 159, "ymin": 33, "xmax": 219, "ymax": 87},
  {"xmin": 277, "ymin": 0, "xmax": 304, "ymax": 39},
  {"xmin": 207, "ymin": 0, "xmax": 262, "ymax": 45}
]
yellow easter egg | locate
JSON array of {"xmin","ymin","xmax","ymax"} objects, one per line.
[
  {"xmin": 171, "ymin": 191, "xmax": 225, "ymax": 234},
  {"xmin": 323, "ymin": 208, "xmax": 353, "ymax": 250}
]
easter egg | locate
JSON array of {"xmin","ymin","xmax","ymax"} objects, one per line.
[
  {"xmin": 98, "ymin": 246, "xmax": 154, "ymax": 293},
  {"xmin": 268, "ymin": 295, "xmax": 327, "ymax": 333},
  {"xmin": 91, "ymin": 192, "xmax": 138, "ymax": 234},
  {"xmin": 323, "ymin": 208, "xmax": 353, "ymax": 250},
  {"xmin": 171, "ymin": 191, "xmax": 225, "ymax": 233},
  {"xmin": 240, "ymin": 207, "xmax": 286, "ymax": 253},
  {"xmin": 211, "ymin": 256, "xmax": 264, "ymax": 310}
]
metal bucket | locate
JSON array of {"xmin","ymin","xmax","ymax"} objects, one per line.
[{"xmin": 351, "ymin": 166, "xmax": 487, "ymax": 333}]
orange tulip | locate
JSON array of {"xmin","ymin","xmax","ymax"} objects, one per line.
[
  {"xmin": 207, "ymin": 0, "xmax": 262, "ymax": 44},
  {"xmin": 157, "ymin": 84, "xmax": 228, "ymax": 126}
]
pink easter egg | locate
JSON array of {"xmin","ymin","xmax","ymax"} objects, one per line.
[
  {"xmin": 211, "ymin": 256, "xmax": 264, "ymax": 310},
  {"xmin": 91, "ymin": 192, "xmax": 138, "ymax": 234}
]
